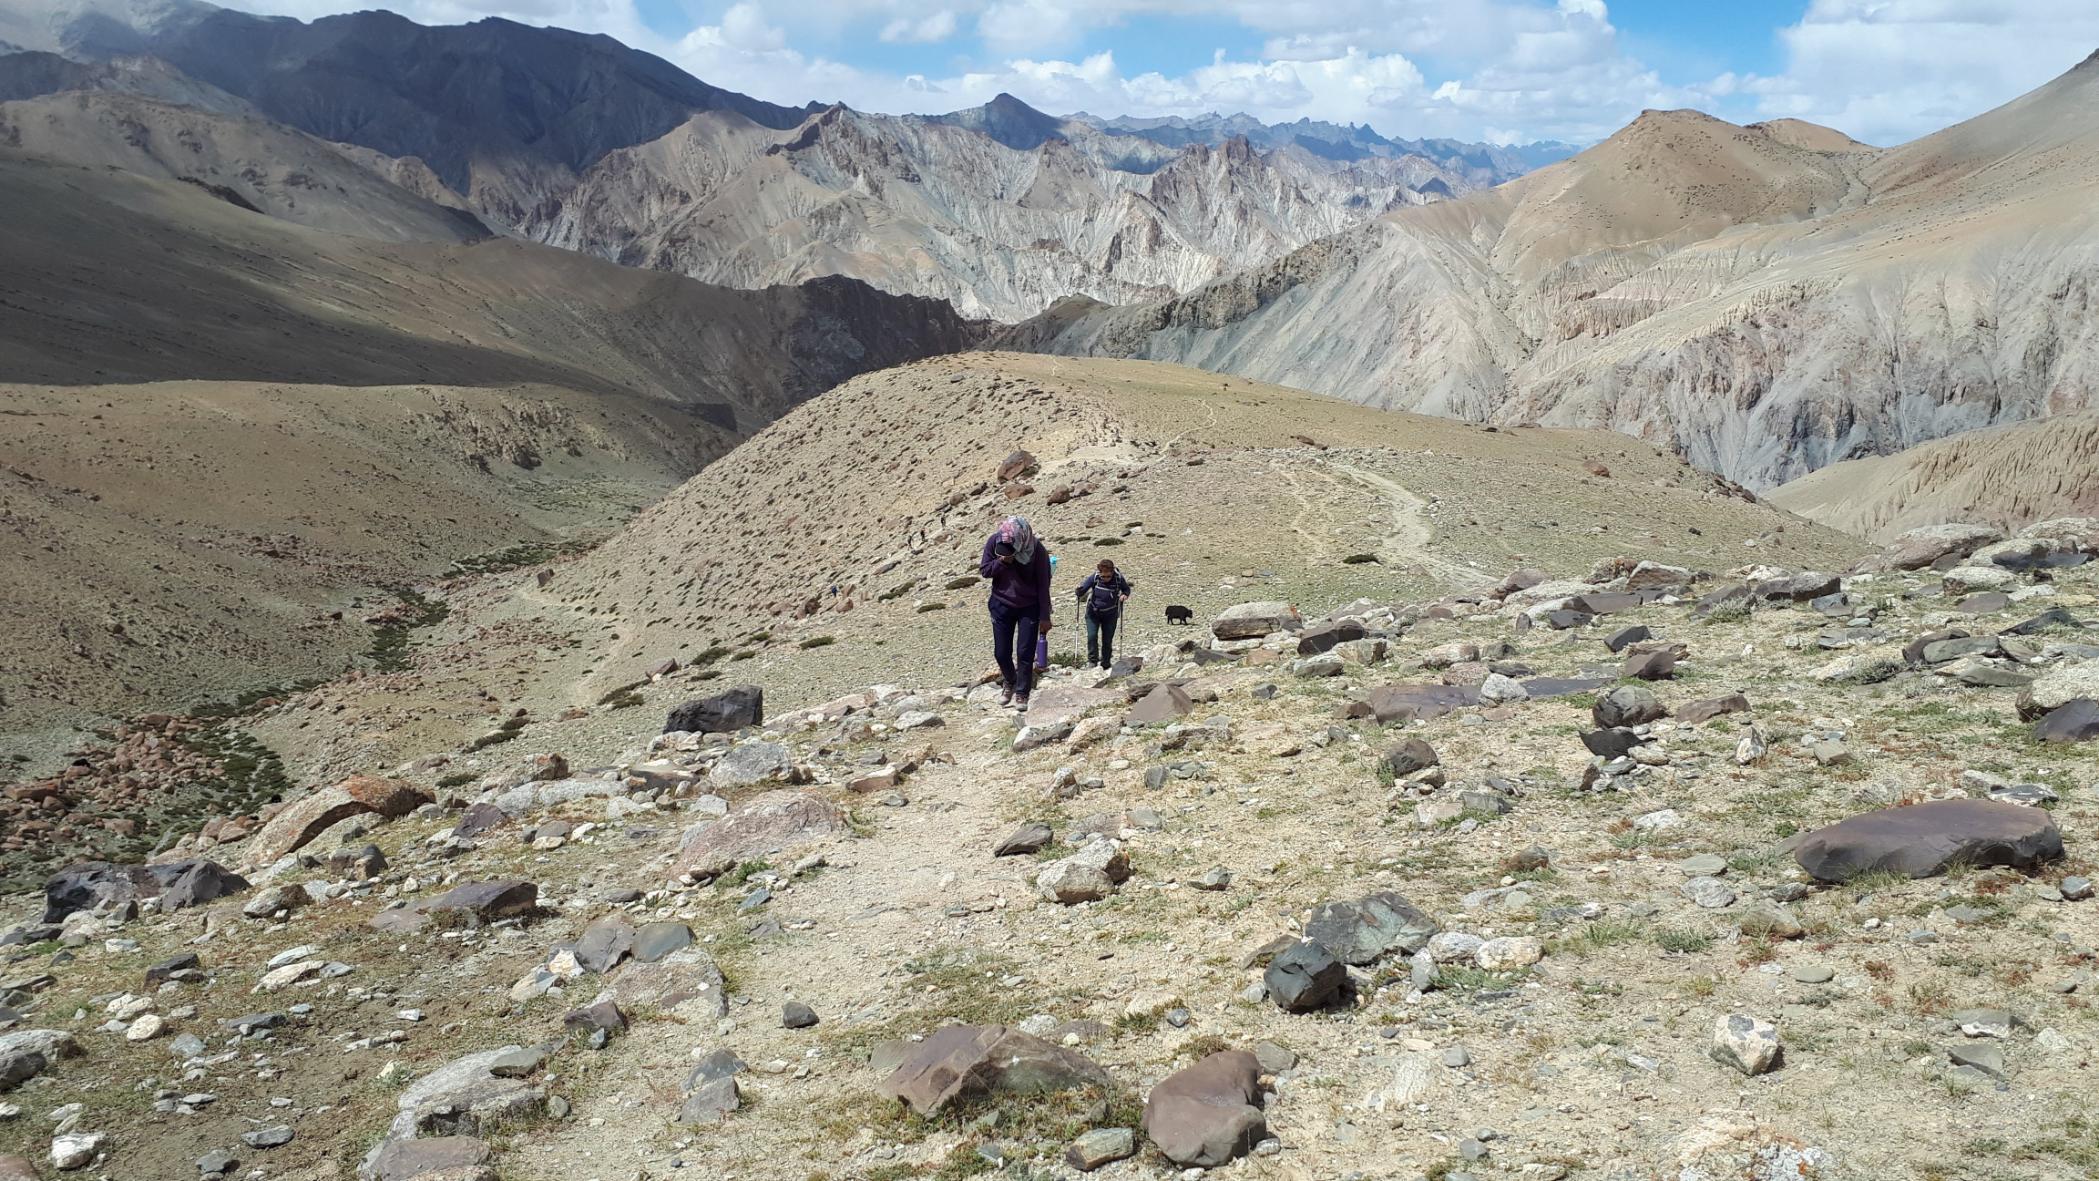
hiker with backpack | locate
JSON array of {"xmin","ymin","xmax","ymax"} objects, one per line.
[
  {"xmin": 1073, "ymin": 558, "xmax": 1133, "ymax": 670},
  {"xmin": 980, "ymin": 515, "xmax": 1053, "ymax": 710}
]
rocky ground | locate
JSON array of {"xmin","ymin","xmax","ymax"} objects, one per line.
[{"xmin": 3, "ymin": 514, "xmax": 2098, "ymax": 1181}]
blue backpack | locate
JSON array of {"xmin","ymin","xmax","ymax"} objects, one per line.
[{"xmin": 1084, "ymin": 573, "xmax": 1127, "ymax": 615}]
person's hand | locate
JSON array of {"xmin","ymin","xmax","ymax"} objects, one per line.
[{"xmin": 1039, "ymin": 619, "xmax": 1053, "ymax": 634}]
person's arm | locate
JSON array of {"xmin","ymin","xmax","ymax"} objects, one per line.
[
  {"xmin": 978, "ymin": 536, "xmax": 999, "ymax": 578},
  {"xmin": 1074, "ymin": 574, "xmax": 1095, "ymax": 600},
  {"xmin": 1118, "ymin": 574, "xmax": 1133, "ymax": 599}
]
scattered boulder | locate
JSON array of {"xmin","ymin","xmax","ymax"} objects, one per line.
[
  {"xmin": 1211, "ymin": 602, "xmax": 1301, "ymax": 641},
  {"xmin": 1036, "ymin": 839, "xmax": 1130, "ymax": 904},
  {"xmin": 1678, "ymin": 693, "xmax": 1750, "ymax": 724},
  {"xmin": 1066, "ymin": 1128, "xmax": 1136, "ymax": 1172},
  {"xmin": 679, "ymin": 1049, "xmax": 746, "ymax": 1125},
  {"xmin": 1142, "ymin": 1050, "xmax": 1267, "ymax": 1168},
  {"xmin": 879, "ymin": 1024, "xmax": 1108, "ymax": 1116},
  {"xmin": 1593, "ymin": 685, "xmax": 1666, "ymax": 728},
  {"xmin": 365, "ymin": 1137, "xmax": 493, "ymax": 1181},
  {"xmin": 1380, "ymin": 739, "xmax": 1439, "ymax": 777},
  {"xmin": 2035, "ymin": 699, "xmax": 2099, "ymax": 743},
  {"xmin": 2019, "ymin": 661, "xmax": 2099, "ymax": 720},
  {"xmin": 993, "ymin": 823, "xmax": 1053, "ymax": 857},
  {"xmin": 1792, "ymin": 800, "xmax": 2064, "ymax": 882},
  {"xmin": 1361, "ymin": 683, "xmax": 1479, "ymax": 724},
  {"xmin": 665, "ymin": 686, "xmax": 763, "ymax": 735},
  {"xmin": 670, "ymin": 791, "xmax": 846, "ymax": 881},
  {"xmin": 1303, "ymin": 892, "xmax": 1438, "ymax": 965},
  {"xmin": 1297, "ymin": 621, "xmax": 1366, "ymax": 656},
  {"xmin": 708, "ymin": 741, "xmax": 797, "ymax": 789},
  {"xmin": 1126, "ymin": 684, "xmax": 1194, "ymax": 725},
  {"xmin": 160, "ymin": 861, "xmax": 251, "ymax": 912},
  {"xmin": 571, "ymin": 914, "xmax": 637, "ymax": 975},
  {"xmin": 1604, "ymin": 625, "xmax": 1651, "ymax": 653},
  {"xmin": 1711, "ymin": 1014, "xmax": 1782, "ymax": 1076},
  {"xmin": 370, "ymin": 881, "xmax": 538, "ymax": 935},
  {"xmin": 1263, "ymin": 941, "xmax": 1347, "ymax": 1012},
  {"xmin": 0, "ymin": 1029, "xmax": 79, "ymax": 1092},
  {"xmin": 1879, "ymin": 523, "xmax": 2003, "ymax": 571},
  {"xmin": 246, "ymin": 777, "xmax": 427, "ymax": 867}
]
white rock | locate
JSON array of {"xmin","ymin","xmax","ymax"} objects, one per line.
[{"xmin": 1475, "ymin": 936, "xmax": 1543, "ymax": 971}]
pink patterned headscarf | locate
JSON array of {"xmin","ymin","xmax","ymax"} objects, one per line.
[{"xmin": 997, "ymin": 516, "xmax": 1038, "ymax": 565}]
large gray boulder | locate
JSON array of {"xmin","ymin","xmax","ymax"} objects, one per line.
[
  {"xmin": 1878, "ymin": 523, "xmax": 2003, "ymax": 571},
  {"xmin": 1142, "ymin": 1050, "xmax": 1267, "ymax": 1167},
  {"xmin": 708, "ymin": 741, "xmax": 796, "ymax": 789},
  {"xmin": 0, "ymin": 1029, "xmax": 79, "ymax": 1092},
  {"xmin": 1211, "ymin": 602, "xmax": 1301, "ymax": 641},
  {"xmin": 2019, "ymin": 660, "xmax": 2099, "ymax": 720},
  {"xmin": 2035, "ymin": 699, "xmax": 2099, "ymax": 744},
  {"xmin": 665, "ymin": 685, "xmax": 762, "ymax": 735},
  {"xmin": 1303, "ymin": 892, "xmax": 1438, "ymax": 965},
  {"xmin": 1792, "ymin": 799, "xmax": 2063, "ymax": 882}
]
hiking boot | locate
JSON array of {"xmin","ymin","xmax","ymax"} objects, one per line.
[
  {"xmin": 1012, "ymin": 694, "xmax": 1030, "ymax": 712},
  {"xmin": 999, "ymin": 686, "xmax": 1014, "ymax": 707}
]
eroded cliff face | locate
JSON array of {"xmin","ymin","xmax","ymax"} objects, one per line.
[
  {"xmin": 1012, "ymin": 64, "xmax": 2099, "ymax": 490},
  {"xmin": 513, "ymin": 104, "xmax": 1501, "ymax": 322}
]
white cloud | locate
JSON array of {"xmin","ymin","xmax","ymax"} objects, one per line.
[
  {"xmin": 879, "ymin": 10, "xmax": 958, "ymax": 43},
  {"xmin": 1741, "ymin": 0, "xmax": 2099, "ymax": 144}
]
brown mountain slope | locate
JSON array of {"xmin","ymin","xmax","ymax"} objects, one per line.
[
  {"xmin": 0, "ymin": 89, "xmax": 492, "ymax": 242},
  {"xmin": 1768, "ymin": 412, "xmax": 2099, "ymax": 540},
  {"xmin": 0, "ymin": 152, "xmax": 981, "ymax": 754},
  {"xmin": 1012, "ymin": 54, "xmax": 2099, "ymax": 490}
]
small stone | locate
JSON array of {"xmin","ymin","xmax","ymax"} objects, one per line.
[
  {"xmin": 1710, "ymin": 1013, "xmax": 1781, "ymax": 1076},
  {"xmin": 196, "ymin": 1149, "xmax": 236, "ymax": 1176},
  {"xmin": 1190, "ymin": 867, "xmax": 1232, "ymax": 891},
  {"xmin": 1441, "ymin": 1046, "xmax": 1471, "ymax": 1068},
  {"xmin": 50, "ymin": 1132, "xmax": 104, "ymax": 1171},
  {"xmin": 1679, "ymin": 853, "xmax": 1727, "ymax": 876},
  {"xmin": 1681, "ymin": 877, "xmax": 1737, "ymax": 909},
  {"xmin": 1474, "ymin": 937, "xmax": 1542, "ymax": 972},
  {"xmin": 240, "ymin": 1126, "xmax": 293, "ymax": 1149},
  {"xmin": 1066, "ymin": 1128, "xmax": 1137, "ymax": 1171},
  {"xmin": 782, "ymin": 1002, "xmax": 818, "ymax": 1029},
  {"xmin": 1948, "ymin": 1042, "xmax": 2006, "ymax": 1079},
  {"xmin": 1793, "ymin": 964, "xmax": 1836, "ymax": 985},
  {"xmin": 2062, "ymin": 877, "xmax": 2093, "ymax": 901}
]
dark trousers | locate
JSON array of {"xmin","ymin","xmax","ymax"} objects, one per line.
[
  {"xmin": 1085, "ymin": 609, "xmax": 1120, "ymax": 668},
  {"xmin": 989, "ymin": 597, "xmax": 1040, "ymax": 696}
]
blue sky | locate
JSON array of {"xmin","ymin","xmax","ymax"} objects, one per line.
[{"xmin": 235, "ymin": 0, "xmax": 2099, "ymax": 146}]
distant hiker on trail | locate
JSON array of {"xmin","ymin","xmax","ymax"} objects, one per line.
[
  {"xmin": 1073, "ymin": 559, "xmax": 1133, "ymax": 670},
  {"xmin": 980, "ymin": 515, "xmax": 1053, "ymax": 710}
]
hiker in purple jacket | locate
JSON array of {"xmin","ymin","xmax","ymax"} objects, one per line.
[{"xmin": 980, "ymin": 515, "xmax": 1053, "ymax": 709}]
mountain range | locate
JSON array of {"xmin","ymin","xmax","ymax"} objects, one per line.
[
  {"xmin": 1012, "ymin": 54, "xmax": 2099, "ymax": 490},
  {"xmin": 0, "ymin": 0, "xmax": 1561, "ymax": 319}
]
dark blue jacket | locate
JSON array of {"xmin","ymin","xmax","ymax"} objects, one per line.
[
  {"xmin": 980, "ymin": 536, "xmax": 1052, "ymax": 619},
  {"xmin": 1075, "ymin": 571, "xmax": 1133, "ymax": 615}
]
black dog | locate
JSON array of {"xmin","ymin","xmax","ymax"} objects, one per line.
[{"xmin": 1164, "ymin": 605, "xmax": 1194, "ymax": 625}]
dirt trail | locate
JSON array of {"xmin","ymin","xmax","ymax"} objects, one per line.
[{"xmin": 1324, "ymin": 459, "xmax": 1492, "ymax": 590}]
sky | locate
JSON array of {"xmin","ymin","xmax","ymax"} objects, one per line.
[{"xmin": 222, "ymin": 0, "xmax": 2099, "ymax": 146}]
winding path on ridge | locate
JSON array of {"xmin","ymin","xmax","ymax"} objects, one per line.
[{"xmin": 1324, "ymin": 459, "xmax": 1492, "ymax": 591}]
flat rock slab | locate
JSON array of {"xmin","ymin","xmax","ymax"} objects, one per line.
[
  {"xmin": 2034, "ymin": 698, "xmax": 2099, "ymax": 744},
  {"xmin": 879, "ymin": 1024, "xmax": 1107, "ymax": 1115},
  {"xmin": 1127, "ymin": 684, "xmax": 1194, "ymax": 726},
  {"xmin": 386, "ymin": 1046, "xmax": 547, "ymax": 1141},
  {"xmin": 1363, "ymin": 683, "xmax": 1480, "ymax": 723},
  {"xmin": 1678, "ymin": 693, "xmax": 1750, "ymax": 724},
  {"xmin": 368, "ymin": 1136, "xmax": 492, "ymax": 1181},
  {"xmin": 1793, "ymin": 799, "xmax": 2064, "ymax": 882},
  {"xmin": 595, "ymin": 947, "xmax": 728, "ymax": 1018},
  {"xmin": 1142, "ymin": 1050, "xmax": 1267, "ymax": 1167},
  {"xmin": 670, "ymin": 790, "xmax": 845, "ymax": 880},
  {"xmin": 1024, "ymin": 685, "xmax": 1127, "ymax": 729},
  {"xmin": 1211, "ymin": 602, "xmax": 1300, "ymax": 640},
  {"xmin": 370, "ymin": 881, "xmax": 538, "ymax": 935}
]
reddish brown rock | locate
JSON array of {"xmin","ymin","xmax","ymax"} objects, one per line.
[
  {"xmin": 1793, "ymin": 800, "xmax": 2063, "ymax": 882},
  {"xmin": 879, "ymin": 1024, "xmax": 1107, "ymax": 1116},
  {"xmin": 1142, "ymin": 1050, "xmax": 1267, "ymax": 1167}
]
